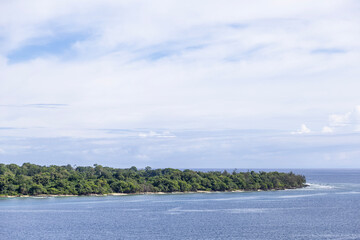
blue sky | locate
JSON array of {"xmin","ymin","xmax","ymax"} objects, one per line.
[
  {"xmin": 7, "ymin": 32, "xmax": 90, "ymax": 63},
  {"xmin": 0, "ymin": 0, "xmax": 360, "ymax": 168}
]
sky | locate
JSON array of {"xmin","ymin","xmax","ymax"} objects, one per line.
[{"xmin": 1, "ymin": 0, "xmax": 360, "ymax": 168}]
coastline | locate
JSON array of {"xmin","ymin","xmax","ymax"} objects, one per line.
[
  {"xmin": 0, "ymin": 163, "xmax": 306, "ymax": 198},
  {"xmin": 0, "ymin": 187, "xmax": 306, "ymax": 198}
]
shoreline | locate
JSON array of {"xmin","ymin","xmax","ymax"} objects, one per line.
[
  {"xmin": 0, "ymin": 186, "xmax": 307, "ymax": 198},
  {"xmin": 0, "ymin": 163, "xmax": 306, "ymax": 198}
]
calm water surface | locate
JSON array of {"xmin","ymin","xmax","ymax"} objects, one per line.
[{"xmin": 1, "ymin": 169, "xmax": 360, "ymax": 240}]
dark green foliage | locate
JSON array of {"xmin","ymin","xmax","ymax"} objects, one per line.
[{"xmin": 0, "ymin": 163, "xmax": 306, "ymax": 196}]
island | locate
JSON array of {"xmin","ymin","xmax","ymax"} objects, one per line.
[{"xmin": 0, "ymin": 163, "xmax": 306, "ymax": 196}]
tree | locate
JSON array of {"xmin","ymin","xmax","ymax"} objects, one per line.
[{"xmin": 0, "ymin": 163, "xmax": 306, "ymax": 196}]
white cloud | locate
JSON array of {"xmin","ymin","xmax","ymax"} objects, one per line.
[
  {"xmin": 0, "ymin": 1, "xmax": 359, "ymax": 140},
  {"xmin": 322, "ymin": 126, "xmax": 333, "ymax": 133},
  {"xmin": 0, "ymin": 1, "xmax": 359, "ymax": 168},
  {"xmin": 324, "ymin": 106, "xmax": 360, "ymax": 133},
  {"xmin": 138, "ymin": 131, "xmax": 176, "ymax": 138},
  {"xmin": 329, "ymin": 112, "xmax": 352, "ymax": 127},
  {"xmin": 3, "ymin": 129, "xmax": 360, "ymax": 168},
  {"xmin": 292, "ymin": 124, "xmax": 311, "ymax": 135}
]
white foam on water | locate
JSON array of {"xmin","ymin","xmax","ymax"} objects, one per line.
[
  {"xmin": 296, "ymin": 234, "xmax": 360, "ymax": 240},
  {"xmin": 335, "ymin": 183, "xmax": 360, "ymax": 188},
  {"xmin": 277, "ymin": 193, "xmax": 327, "ymax": 199},
  {"xmin": 0, "ymin": 210, "xmax": 88, "ymax": 213},
  {"xmin": 226, "ymin": 208, "xmax": 267, "ymax": 214},
  {"xmin": 166, "ymin": 207, "xmax": 270, "ymax": 214},
  {"xmin": 211, "ymin": 196, "xmax": 260, "ymax": 201},
  {"xmin": 335, "ymin": 191, "xmax": 360, "ymax": 195},
  {"xmin": 123, "ymin": 199, "xmax": 147, "ymax": 203},
  {"xmin": 304, "ymin": 183, "xmax": 336, "ymax": 190},
  {"xmin": 120, "ymin": 208, "xmax": 143, "ymax": 211},
  {"xmin": 153, "ymin": 195, "xmax": 259, "ymax": 203},
  {"xmin": 59, "ymin": 200, "xmax": 120, "ymax": 205},
  {"xmin": 167, "ymin": 207, "xmax": 217, "ymax": 213}
]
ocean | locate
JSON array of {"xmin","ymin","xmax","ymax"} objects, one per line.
[{"xmin": 1, "ymin": 169, "xmax": 359, "ymax": 240}]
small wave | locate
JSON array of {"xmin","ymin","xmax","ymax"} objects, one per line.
[
  {"xmin": 167, "ymin": 207, "xmax": 216, "ymax": 213},
  {"xmin": 211, "ymin": 196, "xmax": 260, "ymax": 201},
  {"xmin": 296, "ymin": 234, "xmax": 360, "ymax": 240},
  {"xmin": 277, "ymin": 193, "xmax": 327, "ymax": 199},
  {"xmin": 226, "ymin": 208, "xmax": 267, "ymax": 214},
  {"xmin": 166, "ymin": 207, "xmax": 269, "ymax": 214},
  {"xmin": 0, "ymin": 210, "xmax": 88, "ymax": 213},
  {"xmin": 305, "ymin": 183, "xmax": 336, "ymax": 190},
  {"xmin": 335, "ymin": 191, "xmax": 360, "ymax": 195},
  {"xmin": 123, "ymin": 199, "xmax": 147, "ymax": 203},
  {"xmin": 153, "ymin": 196, "xmax": 259, "ymax": 203}
]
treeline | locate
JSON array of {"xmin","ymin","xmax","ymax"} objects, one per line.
[{"xmin": 0, "ymin": 163, "xmax": 306, "ymax": 196}]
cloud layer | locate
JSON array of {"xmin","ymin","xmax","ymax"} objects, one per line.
[{"xmin": 0, "ymin": 1, "xmax": 359, "ymax": 167}]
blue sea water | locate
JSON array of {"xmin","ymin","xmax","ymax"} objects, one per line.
[{"xmin": 1, "ymin": 169, "xmax": 360, "ymax": 240}]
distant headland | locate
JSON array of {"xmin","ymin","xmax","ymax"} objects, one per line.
[{"xmin": 0, "ymin": 163, "xmax": 306, "ymax": 197}]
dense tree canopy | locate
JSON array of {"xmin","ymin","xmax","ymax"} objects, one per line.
[{"xmin": 0, "ymin": 163, "xmax": 306, "ymax": 196}]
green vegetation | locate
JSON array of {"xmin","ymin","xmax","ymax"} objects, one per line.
[{"xmin": 0, "ymin": 163, "xmax": 306, "ymax": 196}]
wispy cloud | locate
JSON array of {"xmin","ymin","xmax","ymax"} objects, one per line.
[
  {"xmin": 0, "ymin": 104, "xmax": 68, "ymax": 108},
  {"xmin": 25, "ymin": 104, "xmax": 69, "ymax": 108},
  {"xmin": 0, "ymin": 127, "xmax": 23, "ymax": 130},
  {"xmin": 1, "ymin": 129, "xmax": 360, "ymax": 168},
  {"xmin": 138, "ymin": 131, "xmax": 176, "ymax": 138},
  {"xmin": 311, "ymin": 48, "xmax": 346, "ymax": 55}
]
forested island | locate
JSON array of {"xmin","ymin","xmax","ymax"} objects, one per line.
[{"xmin": 0, "ymin": 163, "xmax": 306, "ymax": 196}]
